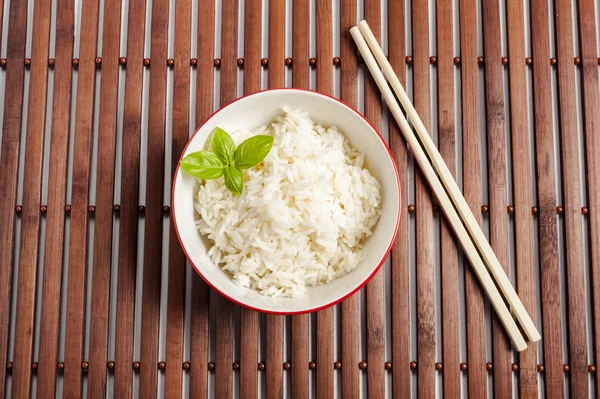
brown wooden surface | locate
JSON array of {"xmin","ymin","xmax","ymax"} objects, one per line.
[
  {"xmin": 411, "ymin": 0, "xmax": 435, "ymax": 396},
  {"xmin": 10, "ymin": 0, "xmax": 52, "ymax": 395},
  {"xmin": 2, "ymin": 0, "xmax": 600, "ymax": 397},
  {"xmin": 87, "ymin": 0, "xmax": 121, "ymax": 395},
  {"xmin": 553, "ymin": 0, "xmax": 588, "ymax": 395},
  {"xmin": 264, "ymin": 0, "xmax": 286, "ymax": 397},
  {"xmin": 114, "ymin": 0, "xmax": 146, "ymax": 392},
  {"xmin": 63, "ymin": 0, "xmax": 99, "ymax": 394},
  {"xmin": 388, "ymin": 1, "xmax": 410, "ymax": 397},
  {"xmin": 315, "ymin": 1, "xmax": 334, "ymax": 397},
  {"xmin": 339, "ymin": 1, "xmax": 360, "ymax": 397},
  {"xmin": 139, "ymin": 0, "xmax": 169, "ymax": 392},
  {"xmin": 189, "ymin": 0, "xmax": 215, "ymax": 396},
  {"xmin": 459, "ymin": 0, "xmax": 486, "ymax": 396},
  {"xmin": 35, "ymin": 0, "xmax": 75, "ymax": 395},
  {"xmin": 505, "ymin": 0, "xmax": 538, "ymax": 395},
  {"xmin": 481, "ymin": 0, "xmax": 514, "ymax": 397},
  {"xmin": 577, "ymin": 0, "xmax": 600, "ymax": 395},
  {"xmin": 239, "ymin": 0, "xmax": 261, "ymax": 397},
  {"xmin": 436, "ymin": 0, "xmax": 460, "ymax": 397},
  {"xmin": 164, "ymin": 0, "xmax": 191, "ymax": 395},
  {"xmin": 529, "ymin": 0, "xmax": 563, "ymax": 395},
  {"xmin": 0, "ymin": 0, "xmax": 28, "ymax": 393}
]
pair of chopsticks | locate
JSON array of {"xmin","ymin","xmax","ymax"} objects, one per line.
[{"xmin": 351, "ymin": 21, "xmax": 541, "ymax": 351}]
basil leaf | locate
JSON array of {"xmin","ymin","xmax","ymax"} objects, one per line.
[
  {"xmin": 180, "ymin": 151, "xmax": 225, "ymax": 179},
  {"xmin": 234, "ymin": 135, "xmax": 274, "ymax": 169},
  {"xmin": 211, "ymin": 127, "xmax": 235, "ymax": 164},
  {"xmin": 224, "ymin": 166, "xmax": 243, "ymax": 195}
]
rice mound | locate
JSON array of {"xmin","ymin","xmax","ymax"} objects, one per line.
[{"xmin": 194, "ymin": 107, "xmax": 382, "ymax": 297}]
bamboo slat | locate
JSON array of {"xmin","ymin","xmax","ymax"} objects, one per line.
[
  {"xmin": 88, "ymin": 0, "xmax": 121, "ymax": 397},
  {"xmin": 36, "ymin": 0, "xmax": 75, "ymax": 395},
  {"xmin": 138, "ymin": 0, "xmax": 170, "ymax": 392},
  {"xmin": 189, "ymin": 0, "xmax": 215, "ymax": 397},
  {"xmin": 529, "ymin": 0, "xmax": 563, "ymax": 396},
  {"xmin": 363, "ymin": 3, "xmax": 386, "ymax": 399},
  {"xmin": 87, "ymin": 0, "xmax": 121, "ymax": 395},
  {"xmin": 10, "ymin": 0, "xmax": 52, "ymax": 395},
  {"xmin": 0, "ymin": 0, "xmax": 28, "ymax": 393},
  {"xmin": 388, "ymin": 1, "xmax": 410, "ymax": 397},
  {"xmin": 290, "ymin": 2, "xmax": 310, "ymax": 398},
  {"xmin": 577, "ymin": 0, "xmax": 600, "ymax": 392},
  {"xmin": 481, "ymin": 0, "xmax": 514, "ymax": 396},
  {"xmin": 214, "ymin": 1, "xmax": 239, "ymax": 397},
  {"xmin": 164, "ymin": 0, "xmax": 191, "ymax": 395},
  {"xmin": 114, "ymin": 0, "xmax": 147, "ymax": 392},
  {"xmin": 264, "ymin": 0, "xmax": 285, "ymax": 397},
  {"xmin": 459, "ymin": 0, "xmax": 486, "ymax": 395},
  {"xmin": 315, "ymin": 0, "xmax": 334, "ymax": 397},
  {"xmin": 436, "ymin": 0, "xmax": 460, "ymax": 396},
  {"xmin": 63, "ymin": 0, "xmax": 100, "ymax": 394},
  {"xmin": 553, "ymin": 0, "xmax": 588, "ymax": 395},
  {"xmin": 411, "ymin": 0, "xmax": 435, "ymax": 396},
  {"xmin": 505, "ymin": 0, "xmax": 538, "ymax": 395},
  {"xmin": 363, "ymin": 2, "xmax": 385, "ymax": 398},
  {"xmin": 339, "ymin": 1, "xmax": 360, "ymax": 397},
  {"xmin": 239, "ymin": 0, "xmax": 261, "ymax": 397}
]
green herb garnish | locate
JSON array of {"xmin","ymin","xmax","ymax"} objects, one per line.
[{"xmin": 181, "ymin": 127, "xmax": 274, "ymax": 195}]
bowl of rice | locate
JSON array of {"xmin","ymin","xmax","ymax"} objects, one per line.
[{"xmin": 172, "ymin": 89, "xmax": 401, "ymax": 314}]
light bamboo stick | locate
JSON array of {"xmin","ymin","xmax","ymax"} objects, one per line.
[
  {"xmin": 356, "ymin": 20, "xmax": 540, "ymax": 343},
  {"xmin": 350, "ymin": 26, "xmax": 529, "ymax": 351}
]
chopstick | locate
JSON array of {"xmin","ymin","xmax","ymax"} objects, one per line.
[
  {"xmin": 350, "ymin": 26, "xmax": 531, "ymax": 351},
  {"xmin": 355, "ymin": 20, "xmax": 540, "ymax": 344}
]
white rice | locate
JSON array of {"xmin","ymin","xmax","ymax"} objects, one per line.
[{"xmin": 194, "ymin": 107, "xmax": 382, "ymax": 297}]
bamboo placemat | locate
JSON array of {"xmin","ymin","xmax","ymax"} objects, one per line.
[{"xmin": 0, "ymin": 0, "xmax": 599, "ymax": 397}]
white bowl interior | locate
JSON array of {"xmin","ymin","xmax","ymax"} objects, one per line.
[{"xmin": 173, "ymin": 89, "xmax": 400, "ymax": 313}]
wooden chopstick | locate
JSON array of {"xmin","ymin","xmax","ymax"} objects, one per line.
[
  {"xmin": 350, "ymin": 26, "xmax": 529, "ymax": 351},
  {"xmin": 356, "ymin": 20, "xmax": 541, "ymax": 343}
]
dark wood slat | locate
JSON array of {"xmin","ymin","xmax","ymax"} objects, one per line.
[
  {"xmin": 214, "ymin": 1, "xmax": 238, "ymax": 397},
  {"xmin": 138, "ymin": 0, "xmax": 169, "ymax": 392},
  {"xmin": 267, "ymin": 0, "xmax": 285, "ymax": 89},
  {"xmin": 505, "ymin": 0, "xmax": 538, "ymax": 395},
  {"xmin": 0, "ymin": 0, "xmax": 3, "ymax": 49},
  {"xmin": 239, "ymin": 1, "xmax": 261, "ymax": 397},
  {"xmin": 363, "ymin": 2, "xmax": 386, "ymax": 398},
  {"xmin": 264, "ymin": 1, "xmax": 285, "ymax": 397},
  {"xmin": 290, "ymin": 2, "xmax": 310, "ymax": 398},
  {"xmin": 87, "ymin": 0, "xmax": 121, "ymax": 395},
  {"xmin": 339, "ymin": 1, "xmax": 359, "ymax": 397},
  {"xmin": 388, "ymin": 1, "xmax": 410, "ymax": 398},
  {"xmin": 482, "ymin": 0, "xmax": 514, "ymax": 396},
  {"xmin": 436, "ymin": 0, "xmax": 460, "ymax": 397},
  {"xmin": 63, "ymin": 0, "xmax": 100, "ymax": 393},
  {"xmin": 577, "ymin": 0, "xmax": 600, "ymax": 395},
  {"xmin": 10, "ymin": 0, "xmax": 52, "ymax": 394},
  {"xmin": 364, "ymin": 1, "xmax": 385, "ymax": 398},
  {"xmin": 411, "ymin": 0, "xmax": 435, "ymax": 396},
  {"xmin": 164, "ymin": 0, "xmax": 191, "ymax": 396},
  {"xmin": 553, "ymin": 0, "xmax": 588, "ymax": 395},
  {"xmin": 459, "ymin": 0, "xmax": 486, "ymax": 396},
  {"xmin": 315, "ymin": 1, "xmax": 334, "ymax": 397},
  {"xmin": 529, "ymin": 0, "xmax": 563, "ymax": 396},
  {"xmin": 264, "ymin": 315, "xmax": 284, "ymax": 399},
  {"xmin": 36, "ymin": 0, "xmax": 75, "ymax": 395},
  {"xmin": 189, "ymin": 1, "xmax": 214, "ymax": 397},
  {"xmin": 0, "ymin": 0, "xmax": 28, "ymax": 392},
  {"xmin": 114, "ymin": 0, "xmax": 147, "ymax": 392}
]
